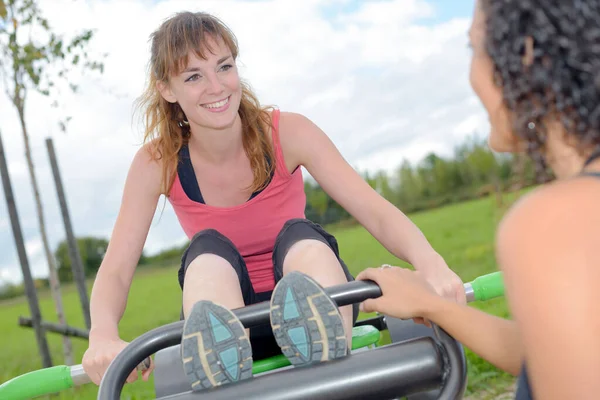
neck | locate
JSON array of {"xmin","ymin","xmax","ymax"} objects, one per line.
[
  {"xmin": 188, "ymin": 115, "xmax": 244, "ymax": 164},
  {"xmin": 545, "ymin": 142, "xmax": 600, "ymax": 180},
  {"xmin": 547, "ymin": 153, "xmax": 586, "ymax": 179}
]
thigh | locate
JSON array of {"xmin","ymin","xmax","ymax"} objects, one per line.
[
  {"xmin": 177, "ymin": 229, "xmax": 281, "ymax": 359},
  {"xmin": 177, "ymin": 228, "xmax": 257, "ymax": 318},
  {"xmin": 272, "ymin": 218, "xmax": 359, "ymax": 324}
]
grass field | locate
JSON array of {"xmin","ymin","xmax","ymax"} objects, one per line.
[{"xmin": 0, "ymin": 192, "xmax": 523, "ymax": 399}]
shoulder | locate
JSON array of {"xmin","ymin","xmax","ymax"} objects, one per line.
[
  {"xmin": 126, "ymin": 139, "xmax": 164, "ymax": 194},
  {"xmin": 131, "ymin": 140, "xmax": 163, "ymax": 171},
  {"xmin": 279, "ymin": 112, "xmax": 329, "ymax": 151},
  {"xmin": 496, "ymin": 177, "xmax": 600, "ymax": 268},
  {"xmin": 277, "ymin": 111, "xmax": 321, "ymax": 140},
  {"xmin": 276, "ymin": 111, "xmax": 334, "ymax": 164}
]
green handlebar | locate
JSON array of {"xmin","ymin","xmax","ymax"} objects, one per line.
[
  {"xmin": 0, "ymin": 365, "xmax": 73, "ymax": 400},
  {"xmin": 469, "ymin": 271, "xmax": 505, "ymax": 301}
]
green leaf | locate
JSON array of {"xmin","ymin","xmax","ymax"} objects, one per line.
[{"xmin": 0, "ymin": 0, "xmax": 7, "ymax": 19}]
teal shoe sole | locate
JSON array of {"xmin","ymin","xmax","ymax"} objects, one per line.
[
  {"xmin": 269, "ymin": 271, "xmax": 348, "ymax": 367},
  {"xmin": 181, "ymin": 301, "xmax": 253, "ymax": 391}
]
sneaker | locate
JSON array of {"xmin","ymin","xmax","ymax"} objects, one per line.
[
  {"xmin": 269, "ymin": 271, "xmax": 348, "ymax": 367},
  {"xmin": 181, "ymin": 300, "xmax": 253, "ymax": 391}
]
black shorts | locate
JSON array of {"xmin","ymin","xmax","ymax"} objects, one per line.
[{"xmin": 178, "ymin": 218, "xmax": 359, "ymax": 360}]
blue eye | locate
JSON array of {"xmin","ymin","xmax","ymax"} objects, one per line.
[{"xmin": 220, "ymin": 64, "xmax": 233, "ymax": 71}]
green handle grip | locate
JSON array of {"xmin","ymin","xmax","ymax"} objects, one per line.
[
  {"xmin": 468, "ymin": 271, "xmax": 505, "ymax": 302},
  {"xmin": 0, "ymin": 365, "xmax": 74, "ymax": 400}
]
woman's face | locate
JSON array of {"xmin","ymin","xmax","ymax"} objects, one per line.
[
  {"xmin": 468, "ymin": 0, "xmax": 520, "ymax": 154},
  {"xmin": 158, "ymin": 36, "xmax": 243, "ymax": 132}
]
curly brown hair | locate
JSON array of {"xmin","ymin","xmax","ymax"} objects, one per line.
[
  {"xmin": 134, "ymin": 11, "xmax": 275, "ymax": 196},
  {"xmin": 480, "ymin": 0, "xmax": 600, "ymax": 174}
]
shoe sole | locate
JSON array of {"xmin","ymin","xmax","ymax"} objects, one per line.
[
  {"xmin": 181, "ymin": 301, "xmax": 253, "ymax": 391},
  {"xmin": 269, "ymin": 271, "xmax": 347, "ymax": 367}
]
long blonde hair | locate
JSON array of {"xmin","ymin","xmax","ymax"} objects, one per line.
[{"xmin": 135, "ymin": 11, "xmax": 275, "ymax": 196}]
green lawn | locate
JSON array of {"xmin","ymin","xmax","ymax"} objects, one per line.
[{"xmin": 0, "ymin": 192, "xmax": 522, "ymax": 399}]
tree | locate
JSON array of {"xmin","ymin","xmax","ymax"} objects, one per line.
[
  {"xmin": 55, "ymin": 237, "xmax": 109, "ymax": 282},
  {"xmin": 0, "ymin": 0, "xmax": 104, "ymax": 365}
]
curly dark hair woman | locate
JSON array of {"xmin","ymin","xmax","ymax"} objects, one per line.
[
  {"xmin": 354, "ymin": 1, "xmax": 600, "ymax": 399},
  {"xmin": 480, "ymin": 0, "xmax": 600, "ymax": 178}
]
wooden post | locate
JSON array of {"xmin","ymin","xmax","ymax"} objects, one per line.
[
  {"xmin": 0, "ymin": 130, "xmax": 53, "ymax": 368},
  {"xmin": 18, "ymin": 316, "xmax": 90, "ymax": 340},
  {"xmin": 45, "ymin": 138, "xmax": 91, "ymax": 329}
]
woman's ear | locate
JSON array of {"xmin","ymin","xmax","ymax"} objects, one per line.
[
  {"xmin": 156, "ymin": 80, "xmax": 177, "ymax": 103},
  {"xmin": 522, "ymin": 36, "xmax": 535, "ymax": 67}
]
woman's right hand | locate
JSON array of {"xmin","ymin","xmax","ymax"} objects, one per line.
[
  {"xmin": 356, "ymin": 265, "xmax": 443, "ymax": 322},
  {"xmin": 82, "ymin": 336, "xmax": 154, "ymax": 385}
]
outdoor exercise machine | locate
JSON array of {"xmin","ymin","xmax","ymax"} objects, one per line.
[{"xmin": 0, "ymin": 271, "xmax": 504, "ymax": 400}]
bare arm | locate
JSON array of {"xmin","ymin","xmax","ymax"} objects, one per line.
[
  {"xmin": 89, "ymin": 145, "xmax": 162, "ymax": 341},
  {"xmin": 425, "ymin": 298, "xmax": 523, "ymax": 375},
  {"xmin": 357, "ymin": 266, "xmax": 524, "ymax": 375},
  {"xmin": 279, "ymin": 112, "xmax": 464, "ymax": 301},
  {"xmin": 279, "ymin": 112, "xmax": 436, "ymax": 265}
]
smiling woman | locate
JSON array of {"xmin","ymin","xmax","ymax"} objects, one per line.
[{"xmin": 80, "ymin": 10, "xmax": 466, "ymax": 393}]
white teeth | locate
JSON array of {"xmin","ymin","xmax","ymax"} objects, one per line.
[{"xmin": 203, "ymin": 97, "xmax": 229, "ymax": 109}]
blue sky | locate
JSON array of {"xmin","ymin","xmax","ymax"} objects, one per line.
[
  {"xmin": 426, "ymin": 0, "xmax": 474, "ymax": 22},
  {"xmin": 320, "ymin": 0, "xmax": 474, "ymax": 24}
]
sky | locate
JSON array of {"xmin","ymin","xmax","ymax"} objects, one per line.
[{"xmin": 0, "ymin": 0, "xmax": 489, "ymax": 285}]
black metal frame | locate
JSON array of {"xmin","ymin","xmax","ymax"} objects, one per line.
[{"xmin": 97, "ymin": 280, "xmax": 466, "ymax": 400}]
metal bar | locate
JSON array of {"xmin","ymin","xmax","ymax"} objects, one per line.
[
  {"xmin": 354, "ymin": 314, "xmax": 387, "ymax": 331},
  {"xmin": 70, "ymin": 364, "xmax": 90, "ymax": 386},
  {"xmin": 162, "ymin": 338, "xmax": 444, "ymax": 400},
  {"xmin": 464, "ymin": 283, "xmax": 474, "ymax": 302},
  {"xmin": 98, "ymin": 279, "xmax": 471, "ymax": 399},
  {"xmin": 235, "ymin": 280, "xmax": 382, "ymax": 328},
  {"xmin": 432, "ymin": 324, "xmax": 467, "ymax": 399},
  {"xmin": 97, "ymin": 280, "xmax": 383, "ymax": 399}
]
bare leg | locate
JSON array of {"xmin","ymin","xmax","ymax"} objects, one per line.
[
  {"xmin": 180, "ymin": 254, "xmax": 252, "ymax": 391},
  {"xmin": 182, "ymin": 253, "xmax": 245, "ymax": 316},
  {"xmin": 182, "ymin": 253, "xmax": 248, "ymax": 336},
  {"xmin": 282, "ymin": 239, "xmax": 353, "ymax": 346}
]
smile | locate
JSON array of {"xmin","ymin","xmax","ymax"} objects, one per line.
[{"xmin": 201, "ymin": 96, "xmax": 230, "ymax": 110}]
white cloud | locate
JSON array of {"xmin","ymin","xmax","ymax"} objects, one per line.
[{"xmin": 0, "ymin": 0, "xmax": 485, "ymax": 284}]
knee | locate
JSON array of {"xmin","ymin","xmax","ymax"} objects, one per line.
[
  {"xmin": 187, "ymin": 229, "xmax": 237, "ymax": 256},
  {"xmin": 190, "ymin": 228, "xmax": 229, "ymax": 245},
  {"xmin": 286, "ymin": 239, "xmax": 333, "ymax": 260},
  {"xmin": 277, "ymin": 219, "xmax": 320, "ymax": 244},
  {"xmin": 275, "ymin": 219, "xmax": 337, "ymax": 262},
  {"xmin": 179, "ymin": 228, "xmax": 242, "ymax": 286}
]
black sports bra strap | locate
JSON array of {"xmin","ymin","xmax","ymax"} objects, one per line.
[
  {"xmin": 583, "ymin": 147, "xmax": 600, "ymax": 167},
  {"xmin": 579, "ymin": 146, "xmax": 600, "ymax": 178},
  {"xmin": 580, "ymin": 171, "xmax": 600, "ymax": 178}
]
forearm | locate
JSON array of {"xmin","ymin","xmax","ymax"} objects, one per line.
[
  {"xmin": 425, "ymin": 298, "xmax": 523, "ymax": 375},
  {"xmin": 376, "ymin": 204, "xmax": 439, "ymax": 268},
  {"xmin": 89, "ymin": 268, "xmax": 129, "ymax": 341}
]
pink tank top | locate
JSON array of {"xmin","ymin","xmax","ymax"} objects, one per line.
[{"xmin": 167, "ymin": 109, "xmax": 307, "ymax": 292}]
